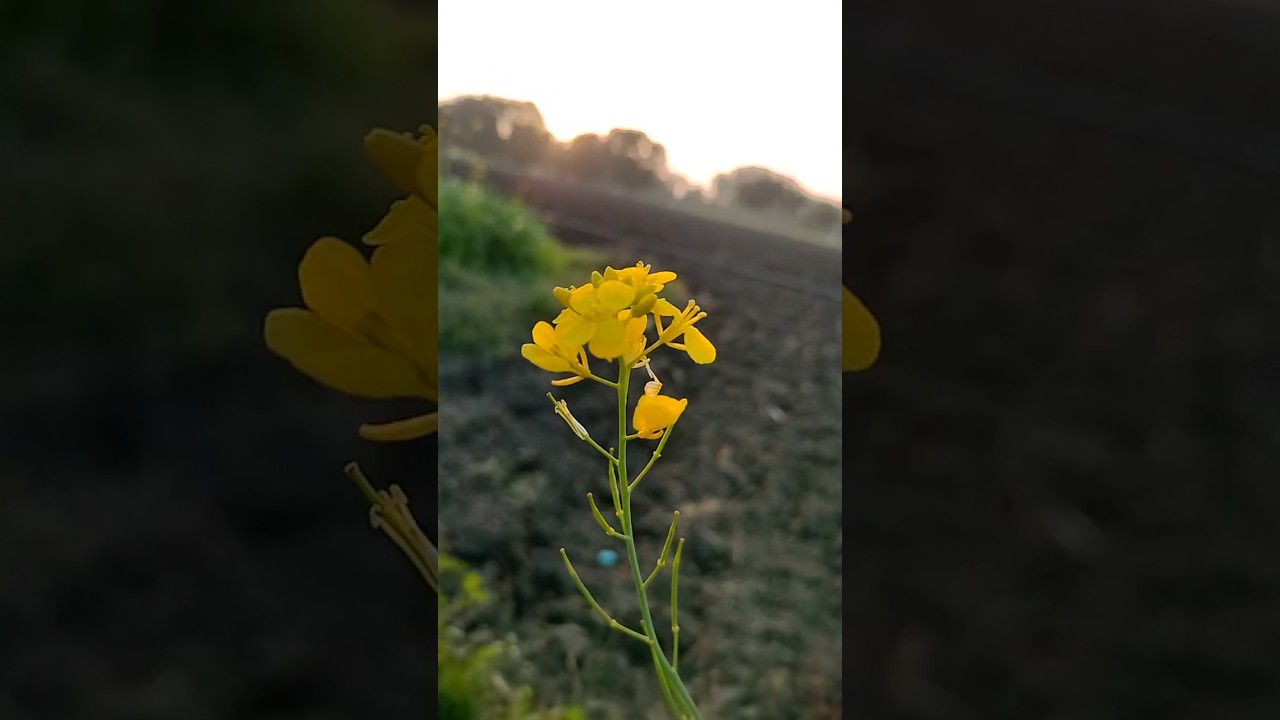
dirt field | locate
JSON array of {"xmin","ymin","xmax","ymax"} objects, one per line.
[
  {"xmin": 437, "ymin": 165, "xmax": 844, "ymax": 718},
  {"xmin": 846, "ymin": 1, "xmax": 1280, "ymax": 718}
]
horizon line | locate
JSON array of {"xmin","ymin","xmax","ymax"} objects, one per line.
[{"xmin": 438, "ymin": 93, "xmax": 841, "ymax": 205}]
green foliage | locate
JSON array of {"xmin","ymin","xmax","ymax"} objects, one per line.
[
  {"xmin": 438, "ymin": 178, "xmax": 589, "ymax": 356},
  {"xmin": 439, "ymin": 554, "xmax": 585, "ymax": 720},
  {"xmin": 438, "ymin": 179, "xmax": 569, "ymax": 278}
]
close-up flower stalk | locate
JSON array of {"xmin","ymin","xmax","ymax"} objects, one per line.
[
  {"xmin": 265, "ymin": 124, "xmax": 439, "ymax": 594},
  {"xmin": 524, "ymin": 262, "xmax": 713, "ymax": 719}
]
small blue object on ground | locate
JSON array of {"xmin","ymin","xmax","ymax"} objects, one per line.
[{"xmin": 596, "ymin": 549, "xmax": 619, "ymax": 567}]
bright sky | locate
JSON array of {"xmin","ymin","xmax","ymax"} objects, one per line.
[{"xmin": 438, "ymin": 1, "xmax": 842, "ymax": 202}]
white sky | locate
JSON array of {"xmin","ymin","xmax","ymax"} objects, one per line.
[{"xmin": 438, "ymin": 1, "xmax": 842, "ymax": 202}]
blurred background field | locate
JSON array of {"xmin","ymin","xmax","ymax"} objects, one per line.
[
  {"xmin": 435, "ymin": 4, "xmax": 843, "ymax": 717},
  {"xmin": 438, "ymin": 94, "xmax": 843, "ymax": 250},
  {"xmin": 435, "ymin": 108, "xmax": 843, "ymax": 720},
  {"xmin": 0, "ymin": 2, "xmax": 436, "ymax": 718}
]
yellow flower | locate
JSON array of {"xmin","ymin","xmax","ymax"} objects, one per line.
[
  {"xmin": 632, "ymin": 393, "xmax": 688, "ymax": 440},
  {"xmin": 525, "ymin": 262, "xmax": 711, "ymax": 378},
  {"xmin": 606, "ymin": 261, "xmax": 677, "ymax": 293},
  {"xmin": 264, "ymin": 124, "xmax": 438, "ymax": 441},
  {"xmin": 553, "ymin": 281, "xmax": 650, "ymax": 361},
  {"xmin": 521, "ymin": 321, "xmax": 594, "ymax": 386},
  {"xmin": 652, "ymin": 298, "xmax": 715, "ymax": 364},
  {"xmin": 842, "ymin": 206, "xmax": 880, "ymax": 372}
]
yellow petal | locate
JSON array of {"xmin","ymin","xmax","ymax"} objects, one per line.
[
  {"xmin": 264, "ymin": 308, "xmax": 433, "ymax": 400},
  {"xmin": 569, "ymin": 285, "xmax": 597, "ymax": 316},
  {"xmin": 616, "ymin": 265, "xmax": 648, "ymax": 284},
  {"xmin": 626, "ymin": 316, "xmax": 648, "ymax": 345},
  {"xmin": 532, "ymin": 321, "xmax": 558, "ymax": 351},
  {"xmin": 633, "ymin": 394, "xmax": 688, "ymax": 436},
  {"xmin": 843, "ymin": 285, "xmax": 881, "ymax": 371},
  {"xmin": 623, "ymin": 316, "xmax": 649, "ymax": 363},
  {"xmin": 596, "ymin": 280, "xmax": 634, "ymax": 313},
  {"xmin": 364, "ymin": 128, "xmax": 424, "ymax": 199},
  {"xmin": 359, "ymin": 412, "xmax": 438, "ymax": 442},
  {"xmin": 653, "ymin": 298, "xmax": 682, "ymax": 317},
  {"xmin": 369, "ymin": 233, "xmax": 437, "ymax": 391},
  {"xmin": 298, "ymin": 238, "xmax": 379, "ymax": 333},
  {"xmin": 522, "ymin": 343, "xmax": 572, "ymax": 373},
  {"xmin": 683, "ymin": 327, "xmax": 716, "ymax": 364},
  {"xmin": 554, "ymin": 313, "xmax": 595, "ymax": 348},
  {"xmin": 587, "ymin": 319, "xmax": 628, "ymax": 359},
  {"xmin": 364, "ymin": 196, "xmax": 437, "ymax": 247},
  {"xmin": 648, "ymin": 271, "xmax": 677, "ymax": 284}
]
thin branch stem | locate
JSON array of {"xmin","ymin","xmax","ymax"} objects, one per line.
[
  {"xmin": 607, "ymin": 457, "xmax": 623, "ymax": 520},
  {"xmin": 672, "ymin": 537, "xmax": 685, "ymax": 671},
  {"xmin": 585, "ymin": 373, "xmax": 619, "ymax": 389},
  {"xmin": 560, "ymin": 548, "xmax": 649, "ymax": 644},
  {"xmin": 630, "ymin": 422, "xmax": 676, "ymax": 492},
  {"xmin": 587, "ymin": 493, "xmax": 627, "ymax": 539},
  {"xmin": 644, "ymin": 511, "xmax": 680, "ymax": 588}
]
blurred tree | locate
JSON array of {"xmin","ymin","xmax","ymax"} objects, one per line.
[
  {"xmin": 506, "ymin": 123, "xmax": 556, "ymax": 167},
  {"xmin": 558, "ymin": 133, "xmax": 611, "ymax": 180},
  {"xmin": 439, "ymin": 95, "xmax": 554, "ymax": 165},
  {"xmin": 557, "ymin": 130, "xmax": 666, "ymax": 191}
]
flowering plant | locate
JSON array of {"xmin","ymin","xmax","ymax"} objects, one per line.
[{"xmin": 522, "ymin": 261, "xmax": 713, "ymax": 719}]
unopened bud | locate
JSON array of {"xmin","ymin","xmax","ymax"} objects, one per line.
[
  {"xmin": 631, "ymin": 293, "xmax": 657, "ymax": 317},
  {"xmin": 553, "ymin": 286, "xmax": 572, "ymax": 307}
]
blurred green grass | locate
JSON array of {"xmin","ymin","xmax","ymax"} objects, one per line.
[
  {"xmin": 438, "ymin": 177, "xmax": 593, "ymax": 357},
  {"xmin": 439, "ymin": 553, "xmax": 585, "ymax": 720}
]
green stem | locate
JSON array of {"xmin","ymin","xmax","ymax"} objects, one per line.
[
  {"xmin": 643, "ymin": 511, "xmax": 680, "ymax": 588},
  {"xmin": 547, "ymin": 393, "xmax": 618, "ymax": 464},
  {"xmin": 616, "ymin": 360, "xmax": 702, "ymax": 719},
  {"xmin": 607, "ymin": 457, "xmax": 623, "ymax": 521},
  {"xmin": 671, "ymin": 537, "xmax": 685, "ymax": 670},
  {"xmin": 630, "ymin": 423, "xmax": 676, "ymax": 492},
  {"xmin": 560, "ymin": 548, "xmax": 650, "ymax": 644},
  {"xmin": 587, "ymin": 492, "xmax": 627, "ymax": 539},
  {"xmin": 584, "ymin": 372, "xmax": 619, "ymax": 389}
]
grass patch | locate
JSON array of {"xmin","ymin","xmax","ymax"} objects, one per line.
[
  {"xmin": 439, "ymin": 554, "xmax": 584, "ymax": 720},
  {"xmin": 438, "ymin": 177, "xmax": 592, "ymax": 357}
]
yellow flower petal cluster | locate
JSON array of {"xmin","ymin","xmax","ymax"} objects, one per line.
[
  {"xmin": 522, "ymin": 262, "xmax": 714, "ymax": 385},
  {"xmin": 265, "ymin": 125, "xmax": 439, "ymax": 441},
  {"xmin": 842, "ymin": 207, "xmax": 880, "ymax": 372}
]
